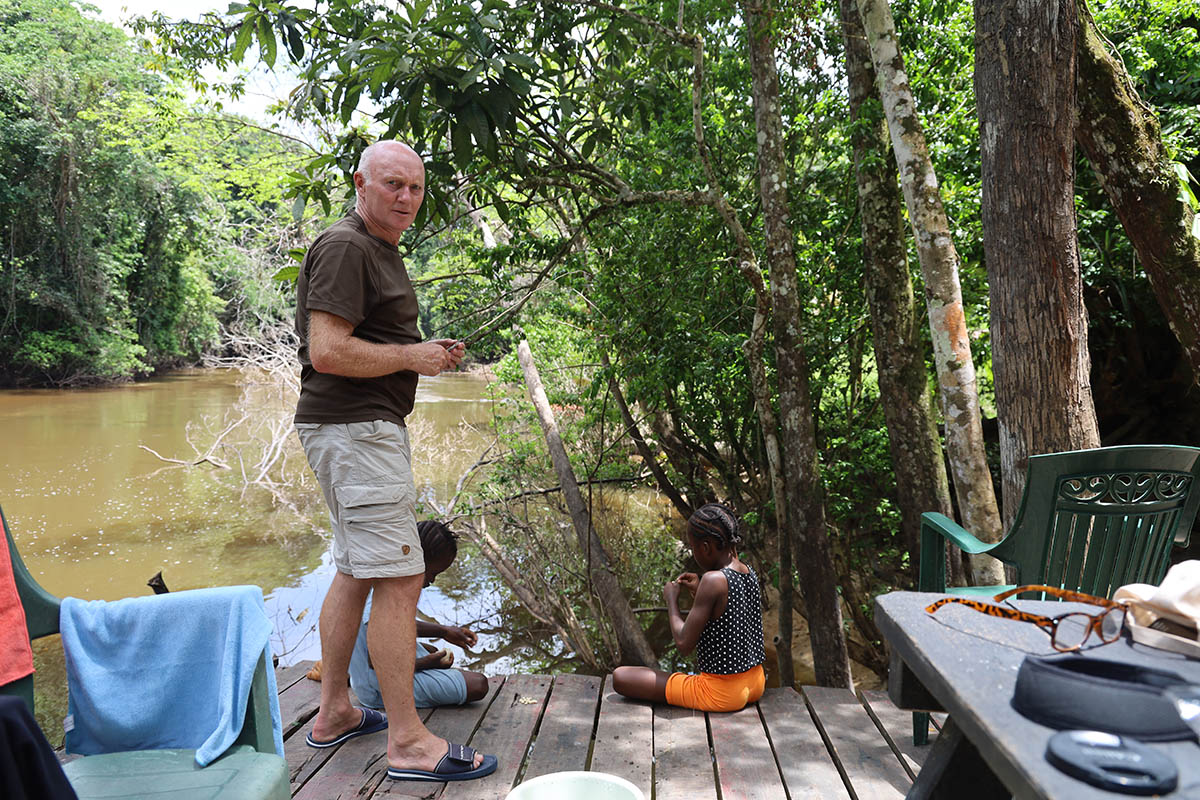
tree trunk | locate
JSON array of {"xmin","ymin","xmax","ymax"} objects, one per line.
[
  {"xmin": 517, "ymin": 338, "xmax": 658, "ymax": 666},
  {"xmin": 838, "ymin": 0, "xmax": 955, "ymax": 567},
  {"xmin": 739, "ymin": 262, "xmax": 795, "ymax": 689},
  {"xmin": 744, "ymin": 0, "xmax": 853, "ymax": 689},
  {"xmin": 976, "ymin": 0, "xmax": 1101, "ymax": 524},
  {"xmin": 1075, "ymin": 0, "xmax": 1200, "ymax": 385},
  {"xmin": 857, "ymin": 0, "xmax": 1005, "ymax": 585}
]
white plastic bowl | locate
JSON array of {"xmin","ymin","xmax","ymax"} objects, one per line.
[{"xmin": 505, "ymin": 771, "xmax": 645, "ymax": 800}]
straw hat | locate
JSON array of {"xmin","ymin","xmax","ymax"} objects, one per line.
[{"xmin": 1114, "ymin": 560, "xmax": 1200, "ymax": 659}]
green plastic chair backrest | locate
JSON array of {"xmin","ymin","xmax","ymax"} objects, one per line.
[
  {"xmin": 990, "ymin": 445, "xmax": 1200, "ymax": 596},
  {"xmin": 0, "ymin": 504, "xmax": 277, "ymax": 755}
]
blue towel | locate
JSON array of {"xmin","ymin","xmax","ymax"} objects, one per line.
[{"xmin": 60, "ymin": 585, "xmax": 284, "ymax": 766}]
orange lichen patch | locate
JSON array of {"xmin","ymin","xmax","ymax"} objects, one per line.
[{"xmin": 933, "ymin": 303, "xmax": 972, "ymax": 360}]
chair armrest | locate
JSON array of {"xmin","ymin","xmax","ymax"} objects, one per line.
[
  {"xmin": 234, "ymin": 651, "xmax": 280, "ymax": 755},
  {"xmin": 919, "ymin": 512, "xmax": 1001, "ymax": 593},
  {"xmin": 922, "ymin": 513, "xmax": 997, "ymax": 554},
  {"xmin": 1175, "ymin": 524, "xmax": 1192, "ymax": 547}
]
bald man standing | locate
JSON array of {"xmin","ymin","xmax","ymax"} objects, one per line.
[{"xmin": 293, "ymin": 141, "xmax": 494, "ymax": 782}]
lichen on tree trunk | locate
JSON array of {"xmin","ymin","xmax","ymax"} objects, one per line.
[
  {"xmin": 737, "ymin": 0, "xmax": 853, "ymax": 688},
  {"xmin": 857, "ymin": 0, "xmax": 1005, "ymax": 585},
  {"xmin": 1075, "ymin": 0, "xmax": 1200, "ymax": 386},
  {"xmin": 838, "ymin": 0, "xmax": 955, "ymax": 573},
  {"xmin": 739, "ymin": 262, "xmax": 795, "ymax": 688}
]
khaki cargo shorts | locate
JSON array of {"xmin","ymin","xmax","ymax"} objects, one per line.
[{"xmin": 295, "ymin": 420, "xmax": 423, "ymax": 578}]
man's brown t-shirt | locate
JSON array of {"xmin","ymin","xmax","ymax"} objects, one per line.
[{"xmin": 294, "ymin": 212, "xmax": 420, "ymax": 425}]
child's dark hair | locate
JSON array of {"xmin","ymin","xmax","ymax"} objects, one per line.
[
  {"xmin": 687, "ymin": 502, "xmax": 742, "ymax": 549},
  {"xmin": 418, "ymin": 519, "xmax": 459, "ymax": 563}
]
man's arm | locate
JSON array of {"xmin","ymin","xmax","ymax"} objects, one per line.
[{"xmin": 308, "ymin": 309, "xmax": 465, "ymax": 377}]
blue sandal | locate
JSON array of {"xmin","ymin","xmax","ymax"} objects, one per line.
[
  {"xmin": 387, "ymin": 742, "xmax": 498, "ymax": 781},
  {"xmin": 305, "ymin": 707, "xmax": 388, "ymax": 748}
]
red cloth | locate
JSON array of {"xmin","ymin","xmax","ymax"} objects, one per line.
[{"xmin": 0, "ymin": 516, "xmax": 35, "ymax": 686}]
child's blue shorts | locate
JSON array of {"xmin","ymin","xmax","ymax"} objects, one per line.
[{"xmin": 348, "ymin": 594, "xmax": 469, "ymax": 709}]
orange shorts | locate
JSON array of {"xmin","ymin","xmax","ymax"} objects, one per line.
[{"xmin": 665, "ymin": 664, "xmax": 765, "ymax": 712}]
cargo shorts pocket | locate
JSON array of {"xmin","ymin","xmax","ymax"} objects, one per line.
[
  {"xmin": 335, "ymin": 483, "xmax": 411, "ymax": 520},
  {"xmin": 333, "ymin": 483, "xmax": 420, "ymax": 572}
]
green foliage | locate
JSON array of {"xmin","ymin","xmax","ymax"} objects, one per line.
[
  {"xmin": 0, "ymin": 0, "xmax": 305, "ymax": 385},
  {"xmin": 1092, "ymin": 0, "xmax": 1200, "ymax": 164}
]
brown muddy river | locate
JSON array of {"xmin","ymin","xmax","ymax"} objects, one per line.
[{"xmin": 0, "ymin": 368, "xmax": 534, "ymax": 740}]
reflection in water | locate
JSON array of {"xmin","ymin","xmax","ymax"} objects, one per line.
[
  {"xmin": 0, "ymin": 368, "xmax": 536, "ymax": 741},
  {"xmin": 3, "ymin": 370, "xmax": 326, "ymax": 598}
]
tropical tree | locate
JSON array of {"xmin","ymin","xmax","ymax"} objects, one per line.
[
  {"xmin": 1076, "ymin": 0, "xmax": 1200, "ymax": 386},
  {"xmin": 0, "ymin": 0, "xmax": 304, "ymax": 385},
  {"xmin": 976, "ymin": 0, "xmax": 1101, "ymax": 521},
  {"xmin": 857, "ymin": 0, "xmax": 1004, "ymax": 583}
]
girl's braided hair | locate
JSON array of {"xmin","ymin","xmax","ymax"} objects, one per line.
[
  {"xmin": 418, "ymin": 519, "xmax": 459, "ymax": 563},
  {"xmin": 687, "ymin": 502, "xmax": 742, "ymax": 549}
]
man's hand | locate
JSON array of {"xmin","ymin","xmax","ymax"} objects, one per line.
[
  {"xmin": 308, "ymin": 311, "xmax": 468, "ymax": 377},
  {"xmin": 408, "ymin": 339, "xmax": 465, "ymax": 376},
  {"xmin": 440, "ymin": 625, "xmax": 477, "ymax": 648},
  {"xmin": 675, "ymin": 572, "xmax": 700, "ymax": 596}
]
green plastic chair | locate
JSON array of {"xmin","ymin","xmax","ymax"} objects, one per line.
[
  {"xmin": 1, "ymin": 505, "xmax": 290, "ymax": 800},
  {"xmin": 912, "ymin": 444, "xmax": 1200, "ymax": 744}
]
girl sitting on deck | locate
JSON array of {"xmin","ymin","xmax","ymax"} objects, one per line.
[{"xmin": 613, "ymin": 502, "xmax": 766, "ymax": 712}]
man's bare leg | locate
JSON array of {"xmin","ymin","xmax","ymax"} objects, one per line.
[
  {"xmin": 370, "ymin": 574, "xmax": 483, "ymax": 770},
  {"xmin": 310, "ymin": 570, "xmax": 372, "ymax": 741}
]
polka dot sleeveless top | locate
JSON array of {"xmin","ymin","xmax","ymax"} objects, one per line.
[{"xmin": 695, "ymin": 566, "xmax": 765, "ymax": 675}]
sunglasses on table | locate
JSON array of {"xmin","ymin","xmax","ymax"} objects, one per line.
[{"xmin": 926, "ymin": 585, "xmax": 1126, "ymax": 652}]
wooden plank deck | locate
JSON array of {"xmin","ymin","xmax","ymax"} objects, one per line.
[{"xmin": 276, "ymin": 662, "xmax": 934, "ymax": 800}]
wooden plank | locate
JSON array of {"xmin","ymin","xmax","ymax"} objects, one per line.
[
  {"xmin": 278, "ymin": 672, "xmax": 322, "ymax": 739},
  {"xmin": 589, "ymin": 675, "xmax": 652, "ymax": 800},
  {"xmin": 518, "ymin": 673, "xmax": 602, "ymax": 781},
  {"xmin": 887, "ymin": 648, "xmax": 942, "ymax": 713},
  {"xmin": 803, "ymin": 686, "xmax": 910, "ymax": 800},
  {"xmin": 757, "ymin": 687, "xmax": 849, "ymax": 800},
  {"xmin": 292, "ymin": 713, "xmax": 397, "ymax": 800},
  {"xmin": 904, "ymin": 717, "xmax": 1009, "ymax": 800},
  {"xmin": 654, "ymin": 704, "xmax": 717, "ymax": 800},
  {"xmin": 276, "ymin": 659, "xmax": 316, "ymax": 693},
  {"xmin": 285, "ymin": 716, "xmax": 338, "ymax": 793},
  {"xmin": 709, "ymin": 703, "xmax": 787, "ymax": 800},
  {"xmin": 858, "ymin": 689, "xmax": 930, "ymax": 780},
  {"xmin": 438, "ymin": 674, "xmax": 552, "ymax": 800},
  {"xmin": 373, "ymin": 676, "xmax": 507, "ymax": 799},
  {"xmin": 283, "ymin": 686, "xmax": 366, "ymax": 792}
]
